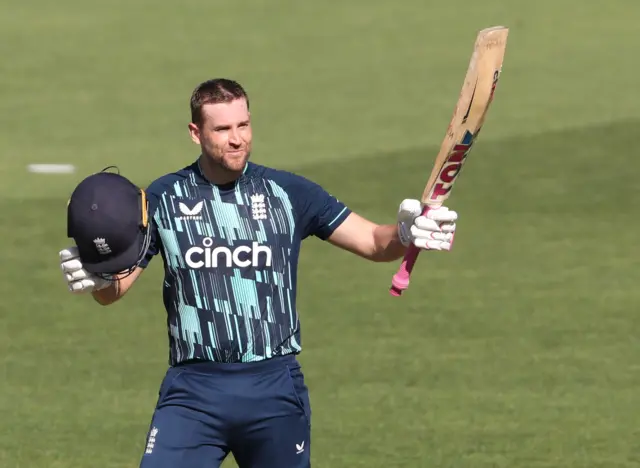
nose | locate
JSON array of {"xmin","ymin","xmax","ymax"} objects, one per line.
[{"xmin": 228, "ymin": 129, "xmax": 241, "ymax": 147}]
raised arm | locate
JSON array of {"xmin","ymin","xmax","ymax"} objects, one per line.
[
  {"xmin": 273, "ymin": 170, "xmax": 458, "ymax": 262},
  {"xmin": 326, "ymin": 200, "xmax": 458, "ymax": 262},
  {"xmin": 326, "ymin": 212, "xmax": 406, "ymax": 262}
]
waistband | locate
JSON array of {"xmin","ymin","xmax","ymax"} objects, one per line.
[{"xmin": 172, "ymin": 353, "xmax": 299, "ymax": 375}]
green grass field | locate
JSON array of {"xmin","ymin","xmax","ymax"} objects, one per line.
[{"xmin": 2, "ymin": 0, "xmax": 640, "ymax": 466}]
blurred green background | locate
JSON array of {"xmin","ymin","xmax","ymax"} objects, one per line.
[{"xmin": 1, "ymin": 0, "xmax": 639, "ymax": 466}]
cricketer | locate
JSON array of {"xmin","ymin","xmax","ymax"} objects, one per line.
[{"xmin": 59, "ymin": 78, "xmax": 458, "ymax": 468}]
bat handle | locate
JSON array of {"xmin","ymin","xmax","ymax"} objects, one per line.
[
  {"xmin": 389, "ymin": 245, "xmax": 421, "ymax": 296},
  {"xmin": 389, "ymin": 205, "xmax": 431, "ymax": 296}
]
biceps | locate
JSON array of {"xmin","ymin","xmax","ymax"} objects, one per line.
[{"xmin": 326, "ymin": 212, "xmax": 377, "ymax": 258}]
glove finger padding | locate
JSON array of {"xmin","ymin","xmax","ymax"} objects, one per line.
[
  {"xmin": 410, "ymin": 227, "xmax": 453, "ymax": 242},
  {"xmin": 59, "ymin": 246, "xmax": 80, "ymax": 262},
  {"xmin": 68, "ymin": 275, "xmax": 111, "ymax": 293},
  {"xmin": 426, "ymin": 206, "xmax": 458, "ymax": 222},
  {"xmin": 66, "ymin": 269, "xmax": 91, "ymax": 282},
  {"xmin": 61, "ymin": 258, "xmax": 85, "ymax": 273},
  {"xmin": 68, "ymin": 278, "xmax": 98, "ymax": 293},
  {"xmin": 417, "ymin": 210, "xmax": 457, "ymax": 234},
  {"xmin": 439, "ymin": 222, "xmax": 456, "ymax": 233},
  {"xmin": 413, "ymin": 238, "xmax": 452, "ymax": 251},
  {"xmin": 413, "ymin": 216, "xmax": 441, "ymax": 232}
]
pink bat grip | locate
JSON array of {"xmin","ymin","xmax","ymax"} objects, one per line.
[
  {"xmin": 389, "ymin": 245, "xmax": 421, "ymax": 296},
  {"xmin": 389, "ymin": 206, "xmax": 431, "ymax": 296}
]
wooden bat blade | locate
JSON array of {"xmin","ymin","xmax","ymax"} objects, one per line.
[
  {"xmin": 422, "ymin": 26, "xmax": 509, "ymax": 206},
  {"xmin": 389, "ymin": 26, "xmax": 509, "ymax": 297}
]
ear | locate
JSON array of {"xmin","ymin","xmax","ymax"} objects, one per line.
[{"xmin": 188, "ymin": 122, "xmax": 201, "ymax": 145}]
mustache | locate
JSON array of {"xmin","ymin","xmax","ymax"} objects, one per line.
[{"xmin": 225, "ymin": 144, "xmax": 250, "ymax": 152}]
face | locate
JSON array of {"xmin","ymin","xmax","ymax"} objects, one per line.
[{"xmin": 188, "ymin": 98, "xmax": 252, "ymax": 173}]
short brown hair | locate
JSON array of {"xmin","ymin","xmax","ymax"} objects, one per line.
[{"xmin": 190, "ymin": 78, "xmax": 250, "ymax": 127}]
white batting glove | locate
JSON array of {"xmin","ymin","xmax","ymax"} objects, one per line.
[
  {"xmin": 59, "ymin": 246, "xmax": 112, "ymax": 293},
  {"xmin": 397, "ymin": 199, "xmax": 457, "ymax": 251}
]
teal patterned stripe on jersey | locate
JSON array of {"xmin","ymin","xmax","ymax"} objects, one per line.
[
  {"xmin": 156, "ymin": 175, "xmax": 297, "ymax": 248},
  {"xmin": 264, "ymin": 179, "xmax": 296, "ymax": 242},
  {"xmin": 151, "ymin": 169, "xmax": 304, "ymax": 364},
  {"xmin": 167, "ymin": 303, "xmax": 301, "ymax": 363}
]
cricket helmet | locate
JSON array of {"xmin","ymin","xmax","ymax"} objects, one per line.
[{"xmin": 66, "ymin": 167, "xmax": 151, "ymax": 279}]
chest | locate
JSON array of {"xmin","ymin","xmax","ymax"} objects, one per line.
[{"xmin": 154, "ymin": 183, "xmax": 297, "ymax": 270}]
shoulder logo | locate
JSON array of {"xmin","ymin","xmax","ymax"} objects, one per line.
[{"xmin": 178, "ymin": 201, "xmax": 204, "ymax": 220}]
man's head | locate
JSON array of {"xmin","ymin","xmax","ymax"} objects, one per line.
[{"xmin": 188, "ymin": 78, "xmax": 252, "ymax": 176}]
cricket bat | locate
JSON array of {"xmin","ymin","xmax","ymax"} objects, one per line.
[{"xmin": 389, "ymin": 25, "xmax": 509, "ymax": 297}]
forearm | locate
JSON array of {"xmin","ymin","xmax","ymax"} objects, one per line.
[
  {"xmin": 370, "ymin": 224, "xmax": 407, "ymax": 262},
  {"xmin": 326, "ymin": 213, "xmax": 407, "ymax": 262},
  {"xmin": 91, "ymin": 281, "xmax": 121, "ymax": 306},
  {"xmin": 326, "ymin": 201, "xmax": 456, "ymax": 263}
]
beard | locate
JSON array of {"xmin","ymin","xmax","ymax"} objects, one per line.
[
  {"xmin": 202, "ymin": 141, "xmax": 252, "ymax": 175},
  {"xmin": 220, "ymin": 147, "xmax": 251, "ymax": 172}
]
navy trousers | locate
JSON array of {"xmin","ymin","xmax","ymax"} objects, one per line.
[{"xmin": 139, "ymin": 354, "xmax": 311, "ymax": 468}]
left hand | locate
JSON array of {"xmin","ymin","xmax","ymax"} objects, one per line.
[
  {"xmin": 397, "ymin": 199, "xmax": 458, "ymax": 251},
  {"xmin": 59, "ymin": 246, "xmax": 112, "ymax": 293}
]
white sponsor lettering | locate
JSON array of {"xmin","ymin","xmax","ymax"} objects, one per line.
[{"xmin": 185, "ymin": 237, "xmax": 272, "ymax": 269}]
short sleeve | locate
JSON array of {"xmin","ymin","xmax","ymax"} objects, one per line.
[
  {"xmin": 138, "ymin": 182, "xmax": 163, "ymax": 269},
  {"xmin": 289, "ymin": 175, "xmax": 351, "ymax": 240}
]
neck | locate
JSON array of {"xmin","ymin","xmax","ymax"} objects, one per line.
[{"xmin": 198, "ymin": 155, "xmax": 244, "ymax": 186}]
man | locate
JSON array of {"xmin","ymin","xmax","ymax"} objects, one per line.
[{"xmin": 59, "ymin": 78, "xmax": 458, "ymax": 468}]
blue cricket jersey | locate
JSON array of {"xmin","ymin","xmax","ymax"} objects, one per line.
[{"xmin": 140, "ymin": 159, "xmax": 351, "ymax": 365}]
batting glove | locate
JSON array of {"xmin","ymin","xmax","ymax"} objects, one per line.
[
  {"xmin": 397, "ymin": 199, "xmax": 457, "ymax": 250},
  {"xmin": 59, "ymin": 246, "xmax": 112, "ymax": 293}
]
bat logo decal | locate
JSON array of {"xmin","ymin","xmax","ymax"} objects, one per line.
[{"xmin": 429, "ymin": 130, "xmax": 475, "ymax": 201}]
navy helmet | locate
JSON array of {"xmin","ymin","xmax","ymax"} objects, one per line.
[{"xmin": 66, "ymin": 167, "xmax": 151, "ymax": 279}]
